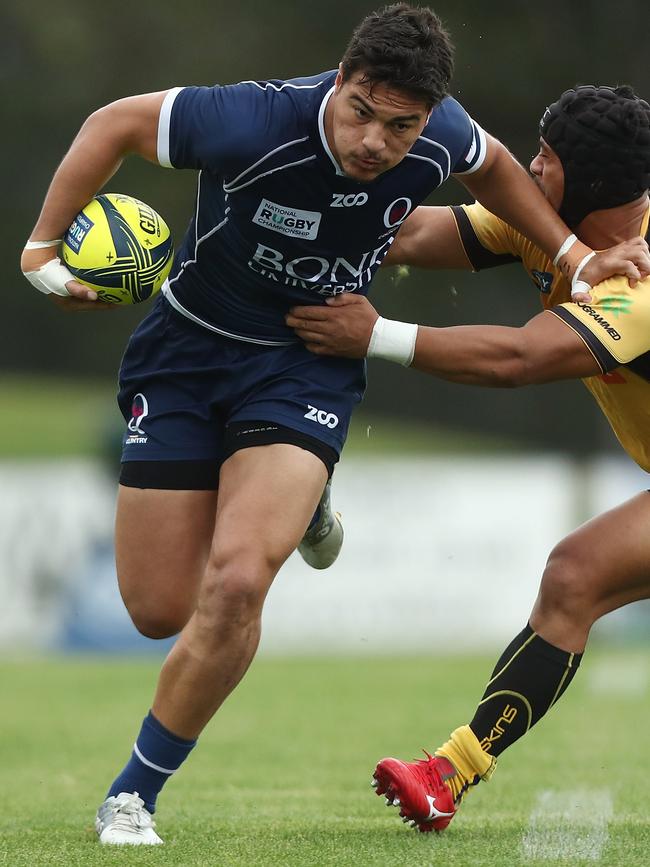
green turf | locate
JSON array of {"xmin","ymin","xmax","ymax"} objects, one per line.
[{"xmin": 0, "ymin": 651, "xmax": 648, "ymax": 865}]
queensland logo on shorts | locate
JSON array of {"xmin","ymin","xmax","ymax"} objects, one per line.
[
  {"xmin": 253, "ymin": 199, "xmax": 321, "ymax": 240},
  {"xmin": 125, "ymin": 392, "xmax": 149, "ymax": 444}
]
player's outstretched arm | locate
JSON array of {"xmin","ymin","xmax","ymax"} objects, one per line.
[
  {"xmin": 288, "ymin": 295, "xmax": 600, "ymax": 386},
  {"xmin": 409, "ymin": 310, "xmax": 600, "ymax": 385},
  {"xmin": 383, "ymin": 206, "xmax": 474, "ymax": 270},
  {"xmin": 459, "ymin": 134, "xmax": 591, "ymax": 276},
  {"xmin": 460, "ymin": 134, "xmax": 650, "ymax": 291},
  {"xmin": 21, "ymin": 91, "xmax": 169, "ymax": 309}
]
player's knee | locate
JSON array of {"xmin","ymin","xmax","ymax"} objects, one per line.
[
  {"xmin": 537, "ymin": 539, "xmax": 593, "ymax": 623},
  {"xmin": 125, "ymin": 599, "xmax": 192, "ymax": 639},
  {"xmin": 199, "ymin": 548, "xmax": 276, "ymax": 626}
]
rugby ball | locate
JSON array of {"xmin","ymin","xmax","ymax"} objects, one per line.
[{"xmin": 62, "ymin": 193, "xmax": 173, "ymax": 304}]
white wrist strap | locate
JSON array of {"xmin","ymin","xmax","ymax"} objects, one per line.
[
  {"xmin": 552, "ymin": 233, "xmax": 578, "ymax": 266},
  {"xmin": 24, "ymin": 239, "xmax": 62, "ymax": 250},
  {"xmin": 570, "ymin": 251, "xmax": 596, "ymax": 299},
  {"xmin": 367, "ymin": 317, "xmax": 418, "ymax": 366},
  {"xmin": 22, "ymin": 257, "xmax": 73, "ymax": 296}
]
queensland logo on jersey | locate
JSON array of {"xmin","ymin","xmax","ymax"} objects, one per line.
[
  {"xmin": 125, "ymin": 392, "xmax": 149, "ymax": 444},
  {"xmin": 253, "ymin": 199, "xmax": 321, "ymax": 241},
  {"xmin": 383, "ymin": 197, "xmax": 413, "ymax": 229},
  {"xmin": 531, "ymin": 269, "xmax": 554, "ymax": 294}
]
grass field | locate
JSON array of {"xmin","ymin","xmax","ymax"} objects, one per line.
[{"xmin": 1, "ymin": 652, "xmax": 649, "ymax": 866}]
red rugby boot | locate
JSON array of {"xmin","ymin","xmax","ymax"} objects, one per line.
[{"xmin": 372, "ymin": 752, "xmax": 459, "ymax": 833}]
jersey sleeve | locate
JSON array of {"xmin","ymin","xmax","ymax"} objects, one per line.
[
  {"xmin": 157, "ymin": 82, "xmax": 278, "ymax": 173},
  {"xmin": 551, "ymin": 276, "xmax": 650, "ymax": 372},
  {"xmin": 443, "ymin": 97, "xmax": 488, "ymax": 175},
  {"xmin": 421, "ymin": 97, "xmax": 488, "ymax": 177},
  {"xmin": 450, "ymin": 202, "xmax": 521, "ymax": 270}
]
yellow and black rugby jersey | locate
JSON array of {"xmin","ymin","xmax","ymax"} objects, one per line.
[{"xmin": 451, "ymin": 201, "xmax": 650, "ymax": 471}]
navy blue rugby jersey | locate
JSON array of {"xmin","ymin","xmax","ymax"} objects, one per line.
[{"xmin": 157, "ymin": 70, "xmax": 486, "ymax": 345}]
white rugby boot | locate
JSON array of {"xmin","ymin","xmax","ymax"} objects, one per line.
[
  {"xmin": 297, "ymin": 480, "xmax": 344, "ymax": 569},
  {"xmin": 95, "ymin": 791, "xmax": 163, "ymax": 845}
]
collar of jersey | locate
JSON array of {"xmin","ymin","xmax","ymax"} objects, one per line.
[{"xmin": 318, "ymin": 85, "xmax": 346, "ymax": 177}]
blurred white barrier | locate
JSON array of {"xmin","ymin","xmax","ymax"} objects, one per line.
[{"xmin": 0, "ymin": 455, "xmax": 647, "ymax": 653}]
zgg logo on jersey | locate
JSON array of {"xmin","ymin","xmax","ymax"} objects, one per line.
[
  {"xmin": 304, "ymin": 405, "xmax": 339, "ymax": 428},
  {"xmin": 331, "ymin": 192, "xmax": 369, "ymax": 208}
]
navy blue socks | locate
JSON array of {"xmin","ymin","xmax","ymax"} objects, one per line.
[{"xmin": 107, "ymin": 711, "xmax": 197, "ymax": 813}]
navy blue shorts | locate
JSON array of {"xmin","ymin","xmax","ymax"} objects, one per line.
[{"xmin": 117, "ymin": 297, "xmax": 366, "ymax": 467}]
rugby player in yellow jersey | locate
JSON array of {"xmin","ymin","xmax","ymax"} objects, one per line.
[{"xmin": 287, "ymin": 84, "xmax": 650, "ymax": 832}]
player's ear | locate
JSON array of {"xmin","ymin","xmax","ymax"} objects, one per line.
[{"xmin": 335, "ymin": 64, "xmax": 344, "ymax": 92}]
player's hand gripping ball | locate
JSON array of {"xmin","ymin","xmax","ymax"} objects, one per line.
[{"xmin": 62, "ymin": 193, "xmax": 173, "ymax": 304}]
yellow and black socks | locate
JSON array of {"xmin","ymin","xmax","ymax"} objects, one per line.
[
  {"xmin": 436, "ymin": 725, "xmax": 496, "ymax": 803},
  {"xmin": 469, "ymin": 623, "xmax": 582, "ymax": 758}
]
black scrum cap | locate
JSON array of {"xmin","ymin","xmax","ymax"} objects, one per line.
[{"xmin": 539, "ymin": 84, "xmax": 650, "ymax": 226}]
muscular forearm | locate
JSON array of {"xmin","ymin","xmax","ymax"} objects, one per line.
[
  {"xmin": 412, "ymin": 323, "xmax": 531, "ymax": 386},
  {"xmin": 410, "ymin": 311, "xmax": 599, "ymax": 385}
]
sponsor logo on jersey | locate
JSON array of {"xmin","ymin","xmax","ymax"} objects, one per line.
[
  {"xmin": 253, "ymin": 199, "xmax": 321, "ymax": 240},
  {"xmin": 248, "ymin": 239, "xmax": 392, "ymax": 295},
  {"xmin": 600, "ymin": 295, "xmax": 633, "ymax": 317},
  {"xmin": 330, "ymin": 192, "xmax": 369, "ymax": 208},
  {"xmin": 125, "ymin": 392, "xmax": 149, "ymax": 444},
  {"xmin": 64, "ymin": 212, "xmax": 94, "ymax": 254},
  {"xmin": 304, "ymin": 404, "xmax": 339, "ymax": 428},
  {"xmin": 531, "ymin": 269, "xmax": 553, "ymax": 294},
  {"xmin": 577, "ymin": 303, "xmax": 622, "ymax": 341}
]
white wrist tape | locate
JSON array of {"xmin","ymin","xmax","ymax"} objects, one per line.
[
  {"xmin": 552, "ymin": 233, "xmax": 578, "ymax": 266},
  {"xmin": 570, "ymin": 251, "xmax": 596, "ymax": 299},
  {"xmin": 24, "ymin": 239, "xmax": 62, "ymax": 250},
  {"xmin": 22, "ymin": 257, "xmax": 74, "ymax": 296},
  {"xmin": 367, "ymin": 316, "xmax": 418, "ymax": 366}
]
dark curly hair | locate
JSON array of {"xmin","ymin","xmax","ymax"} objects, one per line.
[
  {"xmin": 540, "ymin": 84, "xmax": 650, "ymax": 226},
  {"xmin": 340, "ymin": 4, "xmax": 454, "ymax": 109}
]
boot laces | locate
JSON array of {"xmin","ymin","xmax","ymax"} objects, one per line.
[
  {"xmin": 109, "ymin": 793, "xmax": 156, "ymax": 832},
  {"xmin": 410, "ymin": 751, "xmax": 448, "ymax": 795}
]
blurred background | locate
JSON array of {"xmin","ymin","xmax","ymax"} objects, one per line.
[{"xmin": 2, "ymin": 0, "xmax": 650, "ymax": 654}]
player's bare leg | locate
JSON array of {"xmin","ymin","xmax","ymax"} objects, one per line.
[
  {"xmin": 115, "ymin": 487, "xmax": 218, "ymax": 638},
  {"xmin": 530, "ymin": 490, "xmax": 650, "ymax": 650},
  {"xmin": 151, "ymin": 443, "xmax": 327, "ymax": 737},
  {"xmin": 97, "ymin": 443, "xmax": 327, "ymax": 844},
  {"xmin": 374, "ymin": 491, "xmax": 650, "ymax": 833}
]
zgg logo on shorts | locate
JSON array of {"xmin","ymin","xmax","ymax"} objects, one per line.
[
  {"xmin": 330, "ymin": 192, "xmax": 369, "ymax": 208},
  {"xmin": 304, "ymin": 405, "xmax": 339, "ymax": 428}
]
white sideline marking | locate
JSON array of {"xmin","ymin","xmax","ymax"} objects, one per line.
[
  {"xmin": 586, "ymin": 659, "xmax": 649, "ymax": 696},
  {"xmin": 521, "ymin": 789, "xmax": 612, "ymax": 862}
]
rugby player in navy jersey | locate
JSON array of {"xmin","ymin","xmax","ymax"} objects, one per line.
[
  {"xmin": 289, "ymin": 83, "xmax": 650, "ymax": 833},
  {"xmin": 19, "ymin": 1, "xmax": 650, "ymax": 845}
]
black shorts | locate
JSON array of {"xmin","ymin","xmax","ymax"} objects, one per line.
[
  {"xmin": 117, "ymin": 297, "xmax": 365, "ymax": 490},
  {"xmin": 119, "ymin": 420, "xmax": 339, "ymax": 490}
]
